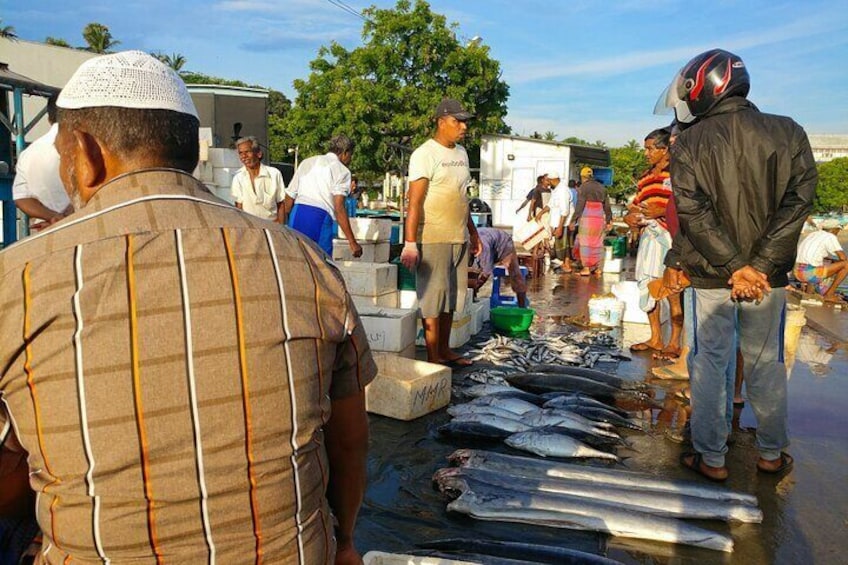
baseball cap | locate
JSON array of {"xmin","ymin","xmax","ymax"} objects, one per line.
[
  {"xmin": 57, "ymin": 50, "xmax": 198, "ymax": 118},
  {"xmin": 434, "ymin": 98, "xmax": 474, "ymax": 120},
  {"xmin": 546, "ymin": 170, "xmax": 561, "ymax": 179},
  {"xmin": 580, "ymin": 166, "xmax": 594, "ymax": 178}
]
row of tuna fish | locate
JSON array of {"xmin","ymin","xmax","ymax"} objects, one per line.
[
  {"xmin": 435, "ymin": 450, "xmax": 763, "ymax": 553},
  {"xmin": 432, "ymin": 333, "xmax": 761, "ymax": 557}
]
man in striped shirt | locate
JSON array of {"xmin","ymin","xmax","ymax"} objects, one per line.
[{"xmin": 0, "ymin": 50, "xmax": 376, "ymax": 565}]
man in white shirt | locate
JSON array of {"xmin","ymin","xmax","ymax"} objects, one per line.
[
  {"xmin": 286, "ymin": 134, "xmax": 361, "ymax": 257},
  {"xmin": 13, "ymin": 93, "xmax": 74, "ymax": 228},
  {"xmin": 230, "ymin": 136, "xmax": 286, "ymax": 222},
  {"xmin": 793, "ymin": 219, "xmax": 848, "ymax": 304},
  {"xmin": 545, "ymin": 171, "xmax": 575, "ymax": 272}
]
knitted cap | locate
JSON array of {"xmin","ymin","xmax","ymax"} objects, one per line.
[{"xmin": 57, "ymin": 50, "xmax": 198, "ymax": 118}]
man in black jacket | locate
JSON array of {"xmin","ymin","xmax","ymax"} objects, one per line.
[{"xmin": 657, "ymin": 49, "xmax": 817, "ymax": 481}]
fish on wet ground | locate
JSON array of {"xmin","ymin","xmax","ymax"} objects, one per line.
[
  {"xmin": 504, "ymin": 429, "xmax": 621, "ymax": 461},
  {"xmin": 434, "ymin": 467, "xmax": 763, "ymax": 523},
  {"xmin": 468, "ymin": 395, "xmax": 541, "ymax": 415},
  {"xmin": 437, "ymin": 476, "xmax": 734, "ymax": 552},
  {"xmin": 438, "ymin": 421, "xmax": 513, "ymax": 441},
  {"xmin": 450, "ymin": 413, "xmax": 533, "ymax": 434},
  {"xmin": 417, "ymin": 538, "xmax": 624, "ymax": 565},
  {"xmin": 507, "ymin": 373, "xmax": 660, "ymax": 406},
  {"xmin": 448, "ymin": 449, "xmax": 759, "ymax": 505},
  {"xmin": 541, "ymin": 393, "xmax": 632, "ymax": 418},
  {"xmin": 528, "ymin": 364, "xmax": 647, "ymax": 391}
]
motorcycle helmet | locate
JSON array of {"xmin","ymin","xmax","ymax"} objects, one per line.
[{"xmin": 654, "ymin": 49, "xmax": 750, "ymax": 123}]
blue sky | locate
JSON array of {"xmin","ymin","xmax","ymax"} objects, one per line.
[{"xmin": 6, "ymin": 0, "xmax": 848, "ymax": 146}]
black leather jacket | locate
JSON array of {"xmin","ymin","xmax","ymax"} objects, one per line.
[{"xmin": 665, "ymin": 97, "xmax": 818, "ymax": 288}]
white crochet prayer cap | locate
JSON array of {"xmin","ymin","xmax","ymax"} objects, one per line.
[
  {"xmin": 57, "ymin": 50, "xmax": 198, "ymax": 118},
  {"xmin": 818, "ymin": 218, "xmax": 841, "ymax": 230}
]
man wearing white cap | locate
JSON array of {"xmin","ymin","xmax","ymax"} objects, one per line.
[
  {"xmin": 793, "ymin": 219, "xmax": 848, "ymax": 304},
  {"xmin": 0, "ymin": 51, "xmax": 375, "ymax": 565}
]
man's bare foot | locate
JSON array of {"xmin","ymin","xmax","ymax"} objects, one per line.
[{"xmin": 653, "ymin": 345, "xmax": 681, "ymax": 360}]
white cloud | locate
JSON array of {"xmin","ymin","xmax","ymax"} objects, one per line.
[{"xmin": 507, "ymin": 12, "xmax": 848, "ymax": 84}]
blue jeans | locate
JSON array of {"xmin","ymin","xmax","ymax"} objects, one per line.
[{"xmin": 688, "ymin": 288, "xmax": 788, "ymax": 467}]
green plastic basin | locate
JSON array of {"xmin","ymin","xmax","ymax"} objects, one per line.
[{"xmin": 490, "ymin": 306, "xmax": 536, "ymax": 333}]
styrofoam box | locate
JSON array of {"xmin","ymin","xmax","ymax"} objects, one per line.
[
  {"xmin": 611, "ymin": 281, "xmax": 648, "ymax": 324},
  {"xmin": 471, "ymin": 300, "xmax": 489, "ymax": 335},
  {"xmin": 416, "ymin": 312, "xmax": 471, "ymax": 348},
  {"xmin": 357, "ymin": 306, "xmax": 417, "ymax": 352},
  {"xmin": 450, "ymin": 313, "xmax": 472, "ymax": 348},
  {"xmin": 399, "ymin": 289, "xmax": 419, "ymax": 310},
  {"xmin": 193, "ymin": 161, "xmax": 215, "ymax": 183},
  {"xmin": 365, "ymin": 356, "xmax": 451, "ymax": 420},
  {"xmin": 337, "ymin": 261, "xmax": 397, "ymax": 296},
  {"xmin": 213, "ymin": 166, "xmax": 239, "ymax": 188},
  {"xmin": 340, "ymin": 218, "xmax": 392, "ymax": 242},
  {"xmin": 603, "ymin": 258, "xmax": 622, "ymax": 274},
  {"xmin": 333, "ymin": 240, "xmax": 390, "ymax": 263},
  {"xmin": 208, "ymin": 147, "xmax": 241, "ymax": 168},
  {"xmin": 208, "ymin": 186, "xmax": 234, "ymax": 204},
  {"xmin": 352, "ymin": 291, "xmax": 398, "ymax": 309}
]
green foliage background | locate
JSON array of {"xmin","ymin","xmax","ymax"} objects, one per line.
[{"xmin": 815, "ymin": 157, "xmax": 848, "ymax": 212}]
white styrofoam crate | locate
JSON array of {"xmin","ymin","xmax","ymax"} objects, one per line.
[
  {"xmin": 333, "ymin": 240, "xmax": 390, "ymax": 263},
  {"xmin": 352, "ymin": 291, "xmax": 398, "ymax": 309},
  {"xmin": 357, "ymin": 306, "xmax": 417, "ymax": 352},
  {"xmin": 399, "ymin": 289, "xmax": 419, "ymax": 310},
  {"xmin": 193, "ymin": 161, "xmax": 215, "ymax": 183},
  {"xmin": 337, "ymin": 262, "xmax": 397, "ymax": 296},
  {"xmin": 471, "ymin": 300, "xmax": 489, "ymax": 335},
  {"xmin": 208, "ymin": 147, "xmax": 241, "ymax": 168},
  {"xmin": 340, "ymin": 218, "xmax": 392, "ymax": 242},
  {"xmin": 365, "ymin": 357, "xmax": 451, "ymax": 421},
  {"xmin": 415, "ymin": 312, "xmax": 471, "ymax": 348},
  {"xmin": 603, "ymin": 258, "xmax": 622, "ymax": 273},
  {"xmin": 208, "ymin": 186, "xmax": 235, "ymax": 204},
  {"xmin": 213, "ymin": 166, "xmax": 239, "ymax": 188}
]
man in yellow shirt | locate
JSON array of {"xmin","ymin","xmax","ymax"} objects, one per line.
[{"xmin": 401, "ymin": 99, "xmax": 482, "ymax": 368}]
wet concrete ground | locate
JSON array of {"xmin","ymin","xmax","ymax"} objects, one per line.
[
  {"xmin": 359, "ymin": 259, "xmax": 848, "ymax": 564},
  {"xmin": 517, "ymin": 261, "xmax": 848, "ymax": 564}
]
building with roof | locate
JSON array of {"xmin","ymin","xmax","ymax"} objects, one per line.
[{"xmin": 809, "ymin": 134, "xmax": 848, "ymax": 163}]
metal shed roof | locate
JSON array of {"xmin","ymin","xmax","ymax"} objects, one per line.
[{"xmin": 484, "ymin": 133, "xmax": 611, "ymax": 166}]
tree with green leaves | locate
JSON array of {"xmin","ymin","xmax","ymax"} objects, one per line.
[
  {"xmin": 82, "ymin": 22, "xmax": 119, "ymax": 53},
  {"xmin": 154, "ymin": 52, "xmax": 187, "ymax": 72},
  {"xmin": 46, "ymin": 36, "xmax": 71, "ymax": 47},
  {"xmin": 608, "ymin": 141, "xmax": 647, "ymax": 203},
  {"xmin": 815, "ymin": 157, "xmax": 848, "ymax": 212},
  {"xmin": 284, "ymin": 0, "xmax": 509, "ymax": 176},
  {"xmin": 543, "ymin": 131, "xmax": 558, "ymax": 141},
  {"xmin": 1, "ymin": 19, "xmax": 17, "ymax": 39}
]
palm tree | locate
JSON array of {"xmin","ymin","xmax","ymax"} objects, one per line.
[
  {"xmin": 543, "ymin": 131, "xmax": 558, "ymax": 141},
  {"xmin": 82, "ymin": 22, "xmax": 120, "ymax": 53},
  {"xmin": 46, "ymin": 36, "xmax": 71, "ymax": 47},
  {"xmin": 625, "ymin": 139, "xmax": 641, "ymax": 150},
  {"xmin": 0, "ymin": 19, "xmax": 17, "ymax": 39},
  {"xmin": 152, "ymin": 52, "xmax": 187, "ymax": 72}
]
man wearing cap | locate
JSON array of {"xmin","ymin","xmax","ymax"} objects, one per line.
[
  {"xmin": 12, "ymin": 92, "xmax": 74, "ymax": 228},
  {"xmin": 401, "ymin": 98, "xmax": 482, "ymax": 367},
  {"xmin": 0, "ymin": 51, "xmax": 376, "ymax": 565},
  {"xmin": 570, "ymin": 166, "xmax": 612, "ymax": 276},
  {"xmin": 230, "ymin": 135, "xmax": 287, "ymax": 222},
  {"xmin": 793, "ymin": 220, "xmax": 848, "ymax": 304}
]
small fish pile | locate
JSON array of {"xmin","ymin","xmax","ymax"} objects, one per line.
[
  {"xmin": 467, "ymin": 333, "xmax": 614, "ymax": 369},
  {"xmin": 434, "ymin": 449, "xmax": 764, "ymax": 553}
]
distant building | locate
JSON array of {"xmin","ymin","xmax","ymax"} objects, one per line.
[
  {"xmin": 187, "ymin": 85, "xmax": 269, "ymax": 152},
  {"xmin": 808, "ymin": 134, "xmax": 848, "ymax": 163}
]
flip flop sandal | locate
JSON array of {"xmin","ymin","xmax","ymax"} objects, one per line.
[
  {"xmin": 680, "ymin": 452, "xmax": 728, "ymax": 482},
  {"xmin": 757, "ymin": 452, "xmax": 793, "ymax": 474}
]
